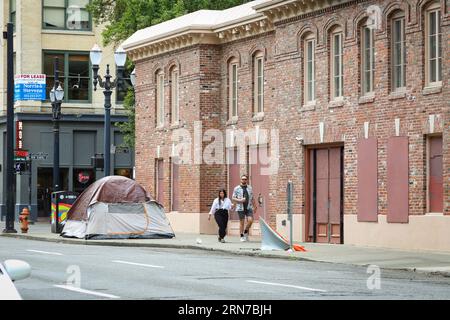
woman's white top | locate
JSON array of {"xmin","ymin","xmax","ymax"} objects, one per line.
[{"xmin": 209, "ymin": 198, "xmax": 232, "ymax": 215}]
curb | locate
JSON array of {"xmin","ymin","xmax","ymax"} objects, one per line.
[
  {"xmin": 0, "ymin": 233, "xmax": 312, "ymax": 262},
  {"xmin": 2, "ymin": 234, "xmax": 450, "ymax": 278}
]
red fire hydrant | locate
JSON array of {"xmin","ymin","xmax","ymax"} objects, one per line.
[{"xmin": 19, "ymin": 208, "xmax": 30, "ymax": 234}]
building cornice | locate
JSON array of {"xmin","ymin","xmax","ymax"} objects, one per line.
[
  {"xmin": 254, "ymin": 0, "xmax": 352, "ymax": 23},
  {"xmin": 124, "ymin": 0, "xmax": 352, "ymax": 62}
]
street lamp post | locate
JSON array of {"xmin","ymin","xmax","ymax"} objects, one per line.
[
  {"xmin": 90, "ymin": 45, "xmax": 127, "ymax": 177},
  {"xmin": 49, "ymin": 57, "xmax": 64, "ymax": 194}
]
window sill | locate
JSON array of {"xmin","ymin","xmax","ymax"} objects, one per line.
[
  {"xmin": 328, "ymin": 98, "xmax": 344, "ymax": 109},
  {"xmin": 41, "ymin": 29, "xmax": 95, "ymax": 36},
  {"xmin": 388, "ymin": 90, "xmax": 407, "ymax": 100},
  {"xmin": 252, "ymin": 113, "xmax": 265, "ymax": 122},
  {"xmin": 170, "ymin": 123, "xmax": 182, "ymax": 130},
  {"xmin": 155, "ymin": 126, "xmax": 166, "ymax": 132},
  {"xmin": 422, "ymin": 84, "xmax": 442, "ymax": 96},
  {"xmin": 358, "ymin": 94, "xmax": 375, "ymax": 104},
  {"xmin": 226, "ymin": 117, "xmax": 238, "ymax": 126},
  {"xmin": 301, "ymin": 101, "xmax": 316, "ymax": 112}
]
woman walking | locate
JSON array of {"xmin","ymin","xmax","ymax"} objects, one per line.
[{"xmin": 209, "ymin": 189, "xmax": 233, "ymax": 243}]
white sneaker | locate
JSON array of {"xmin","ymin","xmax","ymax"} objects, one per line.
[
  {"xmin": 244, "ymin": 233, "xmax": 249, "ymax": 242},
  {"xmin": 240, "ymin": 236, "xmax": 246, "ymax": 242}
]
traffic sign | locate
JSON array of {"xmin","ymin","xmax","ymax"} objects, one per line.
[{"xmin": 28, "ymin": 152, "xmax": 49, "ymax": 160}]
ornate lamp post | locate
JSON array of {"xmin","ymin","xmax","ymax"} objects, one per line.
[
  {"xmin": 90, "ymin": 45, "xmax": 127, "ymax": 177},
  {"xmin": 49, "ymin": 58, "xmax": 64, "ymax": 193}
]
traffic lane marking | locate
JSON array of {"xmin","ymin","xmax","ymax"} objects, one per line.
[
  {"xmin": 112, "ymin": 260, "xmax": 165, "ymax": 269},
  {"xmin": 27, "ymin": 250, "xmax": 63, "ymax": 256},
  {"xmin": 54, "ymin": 285, "xmax": 120, "ymax": 299},
  {"xmin": 246, "ymin": 280, "xmax": 327, "ymax": 292}
]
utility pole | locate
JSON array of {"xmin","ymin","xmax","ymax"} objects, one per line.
[{"xmin": 3, "ymin": 23, "xmax": 17, "ymax": 233}]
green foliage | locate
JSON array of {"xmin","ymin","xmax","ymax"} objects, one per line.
[
  {"xmin": 88, "ymin": 0, "xmax": 248, "ymax": 46},
  {"xmin": 87, "ymin": 0, "xmax": 248, "ymax": 148},
  {"xmin": 116, "ymin": 88, "xmax": 136, "ymax": 148}
]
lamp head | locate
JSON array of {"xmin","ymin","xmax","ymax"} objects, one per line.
[
  {"xmin": 114, "ymin": 46, "xmax": 127, "ymax": 68},
  {"xmin": 130, "ymin": 68, "xmax": 136, "ymax": 87},
  {"xmin": 55, "ymin": 84, "xmax": 64, "ymax": 101},
  {"xmin": 49, "ymin": 87, "xmax": 56, "ymax": 103},
  {"xmin": 90, "ymin": 44, "xmax": 102, "ymax": 66}
]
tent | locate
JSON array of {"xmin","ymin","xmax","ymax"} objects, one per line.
[{"xmin": 61, "ymin": 176, "xmax": 175, "ymax": 240}]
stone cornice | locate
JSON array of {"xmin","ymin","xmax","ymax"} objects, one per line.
[
  {"xmin": 125, "ymin": 0, "xmax": 353, "ymax": 62},
  {"xmin": 254, "ymin": 0, "xmax": 353, "ymax": 23},
  {"xmin": 127, "ymin": 19, "xmax": 275, "ymax": 62}
]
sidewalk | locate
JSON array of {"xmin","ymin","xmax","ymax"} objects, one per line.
[{"xmin": 2, "ymin": 223, "xmax": 450, "ymax": 277}]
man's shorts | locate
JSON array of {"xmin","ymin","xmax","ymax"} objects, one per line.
[{"xmin": 238, "ymin": 209, "xmax": 253, "ymax": 220}]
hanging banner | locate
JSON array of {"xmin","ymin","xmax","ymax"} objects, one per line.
[{"xmin": 14, "ymin": 74, "xmax": 47, "ymax": 101}]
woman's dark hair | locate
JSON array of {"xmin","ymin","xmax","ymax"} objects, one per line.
[{"xmin": 218, "ymin": 189, "xmax": 227, "ymax": 205}]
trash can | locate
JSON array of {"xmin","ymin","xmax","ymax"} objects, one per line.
[{"xmin": 51, "ymin": 191, "xmax": 79, "ymax": 234}]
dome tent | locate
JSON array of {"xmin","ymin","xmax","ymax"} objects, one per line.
[{"xmin": 61, "ymin": 176, "xmax": 175, "ymax": 240}]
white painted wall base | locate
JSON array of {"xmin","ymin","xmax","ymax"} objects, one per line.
[
  {"xmin": 276, "ymin": 214, "xmax": 304, "ymax": 242},
  {"xmin": 228, "ymin": 220, "xmax": 261, "ymax": 236},
  {"xmin": 345, "ymin": 214, "xmax": 450, "ymax": 252},
  {"xmin": 166, "ymin": 212, "xmax": 261, "ymax": 236},
  {"xmin": 166, "ymin": 212, "xmax": 217, "ymax": 235}
]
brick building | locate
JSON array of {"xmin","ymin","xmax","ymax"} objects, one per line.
[{"xmin": 123, "ymin": 0, "xmax": 449, "ymax": 252}]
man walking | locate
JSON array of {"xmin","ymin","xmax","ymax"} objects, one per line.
[{"xmin": 232, "ymin": 175, "xmax": 257, "ymax": 242}]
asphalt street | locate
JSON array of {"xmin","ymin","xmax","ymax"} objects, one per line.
[{"xmin": 1, "ymin": 237, "xmax": 450, "ymax": 300}]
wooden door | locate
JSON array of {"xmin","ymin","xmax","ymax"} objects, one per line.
[
  {"xmin": 310, "ymin": 147, "xmax": 343, "ymax": 244},
  {"xmin": 228, "ymin": 148, "xmax": 241, "ymax": 220},
  {"xmin": 171, "ymin": 158, "xmax": 180, "ymax": 212},
  {"xmin": 156, "ymin": 159, "xmax": 164, "ymax": 205},
  {"xmin": 249, "ymin": 146, "xmax": 270, "ymax": 221}
]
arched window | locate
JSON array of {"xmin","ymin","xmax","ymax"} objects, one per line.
[
  {"xmin": 330, "ymin": 27, "xmax": 344, "ymax": 100},
  {"xmin": 390, "ymin": 11, "xmax": 406, "ymax": 91},
  {"xmin": 155, "ymin": 70, "xmax": 164, "ymax": 127},
  {"xmin": 360, "ymin": 20, "xmax": 375, "ymax": 96},
  {"xmin": 253, "ymin": 51, "xmax": 264, "ymax": 115},
  {"xmin": 228, "ymin": 57, "xmax": 239, "ymax": 120},
  {"xmin": 303, "ymin": 33, "xmax": 316, "ymax": 104},
  {"xmin": 424, "ymin": 1, "xmax": 442, "ymax": 86},
  {"xmin": 170, "ymin": 66, "xmax": 179, "ymax": 125}
]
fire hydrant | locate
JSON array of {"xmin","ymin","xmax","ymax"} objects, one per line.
[{"xmin": 19, "ymin": 208, "xmax": 30, "ymax": 233}]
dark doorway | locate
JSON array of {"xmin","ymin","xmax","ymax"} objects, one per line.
[
  {"xmin": 428, "ymin": 135, "xmax": 443, "ymax": 213},
  {"xmin": 37, "ymin": 168, "xmax": 69, "ymax": 218},
  {"xmin": 307, "ymin": 146, "xmax": 344, "ymax": 244}
]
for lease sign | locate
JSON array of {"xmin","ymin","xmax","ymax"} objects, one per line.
[{"xmin": 14, "ymin": 74, "xmax": 47, "ymax": 101}]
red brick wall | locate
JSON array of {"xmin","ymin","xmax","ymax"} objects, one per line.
[{"xmin": 134, "ymin": 0, "xmax": 449, "ymax": 228}]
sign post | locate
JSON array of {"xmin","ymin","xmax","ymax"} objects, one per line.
[{"xmin": 287, "ymin": 181, "xmax": 294, "ymax": 250}]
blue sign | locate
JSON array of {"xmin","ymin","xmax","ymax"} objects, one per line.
[{"xmin": 14, "ymin": 74, "xmax": 47, "ymax": 101}]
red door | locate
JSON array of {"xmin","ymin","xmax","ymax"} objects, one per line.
[
  {"xmin": 228, "ymin": 148, "xmax": 241, "ymax": 220},
  {"xmin": 156, "ymin": 159, "xmax": 164, "ymax": 205},
  {"xmin": 171, "ymin": 159, "xmax": 180, "ymax": 211},
  {"xmin": 429, "ymin": 136, "xmax": 443, "ymax": 213},
  {"xmin": 310, "ymin": 147, "xmax": 343, "ymax": 244},
  {"xmin": 249, "ymin": 146, "xmax": 270, "ymax": 221}
]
